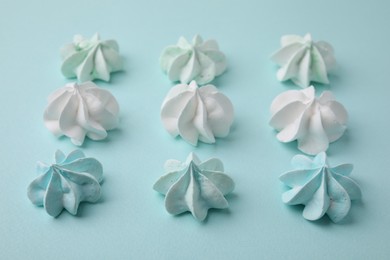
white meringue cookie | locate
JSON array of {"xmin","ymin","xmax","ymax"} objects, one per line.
[
  {"xmin": 161, "ymin": 81, "xmax": 234, "ymax": 145},
  {"xmin": 269, "ymin": 86, "xmax": 348, "ymax": 155},
  {"xmin": 61, "ymin": 33, "xmax": 123, "ymax": 82},
  {"xmin": 160, "ymin": 35, "xmax": 227, "ymax": 85},
  {"xmin": 271, "ymin": 34, "xmax": 336, "ymax": 88},
  {"xmin": 44, "ymin": 81, "xmax": 120, "ymax": 146}
]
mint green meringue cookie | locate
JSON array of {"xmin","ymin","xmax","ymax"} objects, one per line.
[
  {"xmin": 27, "ymin": 150, "xmax": 103, "ymax": 217},
  {"xmin": 61, "ymin": 33, "xmax": 123, "ymax": 82},
  {"xmin": 160, "ymin": 35, "xmax": 227, "ymax": 85},
  {"xmin": 280, "ymin": 152, "xmax": 361, "ymax": 223},
  {"xmin": 271, "ymin": 33, "xmax": 336, "ymax": 88},
  {"xmin": 153, "ymin": 153, "xmax": 235, "ymax": 221}
]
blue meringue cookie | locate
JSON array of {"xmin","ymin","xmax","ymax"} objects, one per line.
[
  {"xmin": 153, "ymin": 153, "xmax": 235, "ymax": 221},
  {"xmin": 280, "ymin": 152, "xmax": 361, "ymax": 223},
  {"xmin": 61, "ymin": 33, "xmax": 123, "ymax": 82},
  {"xmin": 27, "ymin": 150, "xmax": 103, "ymax": 217}
]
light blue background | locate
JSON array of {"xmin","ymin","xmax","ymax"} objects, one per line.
[{"xmin": 1, "ymin": 0, "xmax": 389, "ymax": 259}]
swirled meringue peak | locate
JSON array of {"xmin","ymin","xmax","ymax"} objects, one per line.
[
  {"xmin": 270, "ymin": 86, "xmax": 347, "ymax": 155},
  {"xmin": 280, "ymin": 152, "xmax": 361, "ymax": 223},
  {"xmin": 160, "ymin": 34, "xmax": 227, "ymax": 85},
  {"xmin": 271, "ymin": 33, "xmax": 336, "ymax": 88},
  {"xmin": 27, "ymin": 150, "xmax": 103, "ymax": 217},
  {"xmin": 161, "ymin": 81, "xmax": 234, "ymax": 145},
  {"xmin": 61, "ymin": 33, "xmax": 123, "ymax": 82},
  {"xmin": 153, "ymin": 152, "xmax": 235, "ymax": 221},
  {"xmin": 44, "ymin": 81, "xmax": 120, "ymax": 146}
]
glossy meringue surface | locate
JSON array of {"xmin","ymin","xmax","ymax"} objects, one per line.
[
  {"xmin": 160, "ymin": 34, "xmax": 227, "ymax": 85},
  {"xmin": 280, "ymin": 152, "xmax": 361, "ymax": 223},
  {"xmin": 271, "ymin": 33, "xmax": 336, "ymax": 88},
  {"xmin": 270, "ymin": 86, "xmax": 347, "ymax": 155},
  {"xmin": 44, "ymin": 81, "xmax": 120, "ymax": 146},
  {"xmin": 61, "ymin": 33, "xmax": 123, "ymax": 82},
  {"xmin": 27, "ymin": 150, "xmax": 103, "ymax": 217},
  {"xmin": 161, "ymin": 81, "xmax": 234, "ymax": 145},
  {"xmin": 154, "ymin": 152, "xmax": 235, "ymax": 221}
]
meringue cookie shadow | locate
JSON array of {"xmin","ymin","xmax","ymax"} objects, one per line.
[{"xmin": 75, "ymin": 127, "xmax": 124, "ymax": 148}]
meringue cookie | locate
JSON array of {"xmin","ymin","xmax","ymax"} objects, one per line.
[
  {"xmin": 161, "ymin": 80, "xmax": 234, "ymax": 145},
  {"xmin": 160, "ymin": 34, "xmax": 227, "ymax": 85},
  {"xmin": 153, "ymin": 152, "xmax": 235, "ymax": 221},
  {"xmin": 61, "ymin": 33, "xmax": 123, "ymax": 82},
  {"xmin": 27, "ymin": 150, "xmax": 103, "ymax": 217},
  {"xmin": 269, "ymin": 86, "xmax": 347, "ymax": 155},
  {"xmin": 271, "ymin": 33, "xmax": 336, "ymax": 88},
  {"xmin": 44, "ymin": 81, "xmax": 120, "ymax": 146},
  {"xmin": 280, "ymin": 152, "xmax": 361, "ymax": 223}
]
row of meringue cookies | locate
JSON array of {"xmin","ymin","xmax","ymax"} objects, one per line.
[
  {"xmin": 155, "ymin": 35, "xmax": 236, "ymax": 221},
  {"xmin": 270, "ymin": 33, "xmax": 361, "ymax": 223},
  {"xmin": 28, "ymin": 34, "xmax": 124, "ymax": 217},
  {"xmin": 27, "ymin": 148, "xmax": 235, "ymax": 221}
]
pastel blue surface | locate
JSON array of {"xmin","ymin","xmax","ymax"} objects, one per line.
[{"xmin": 0, "ymin": 0, "xmax": 389, "ymax": 259}]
